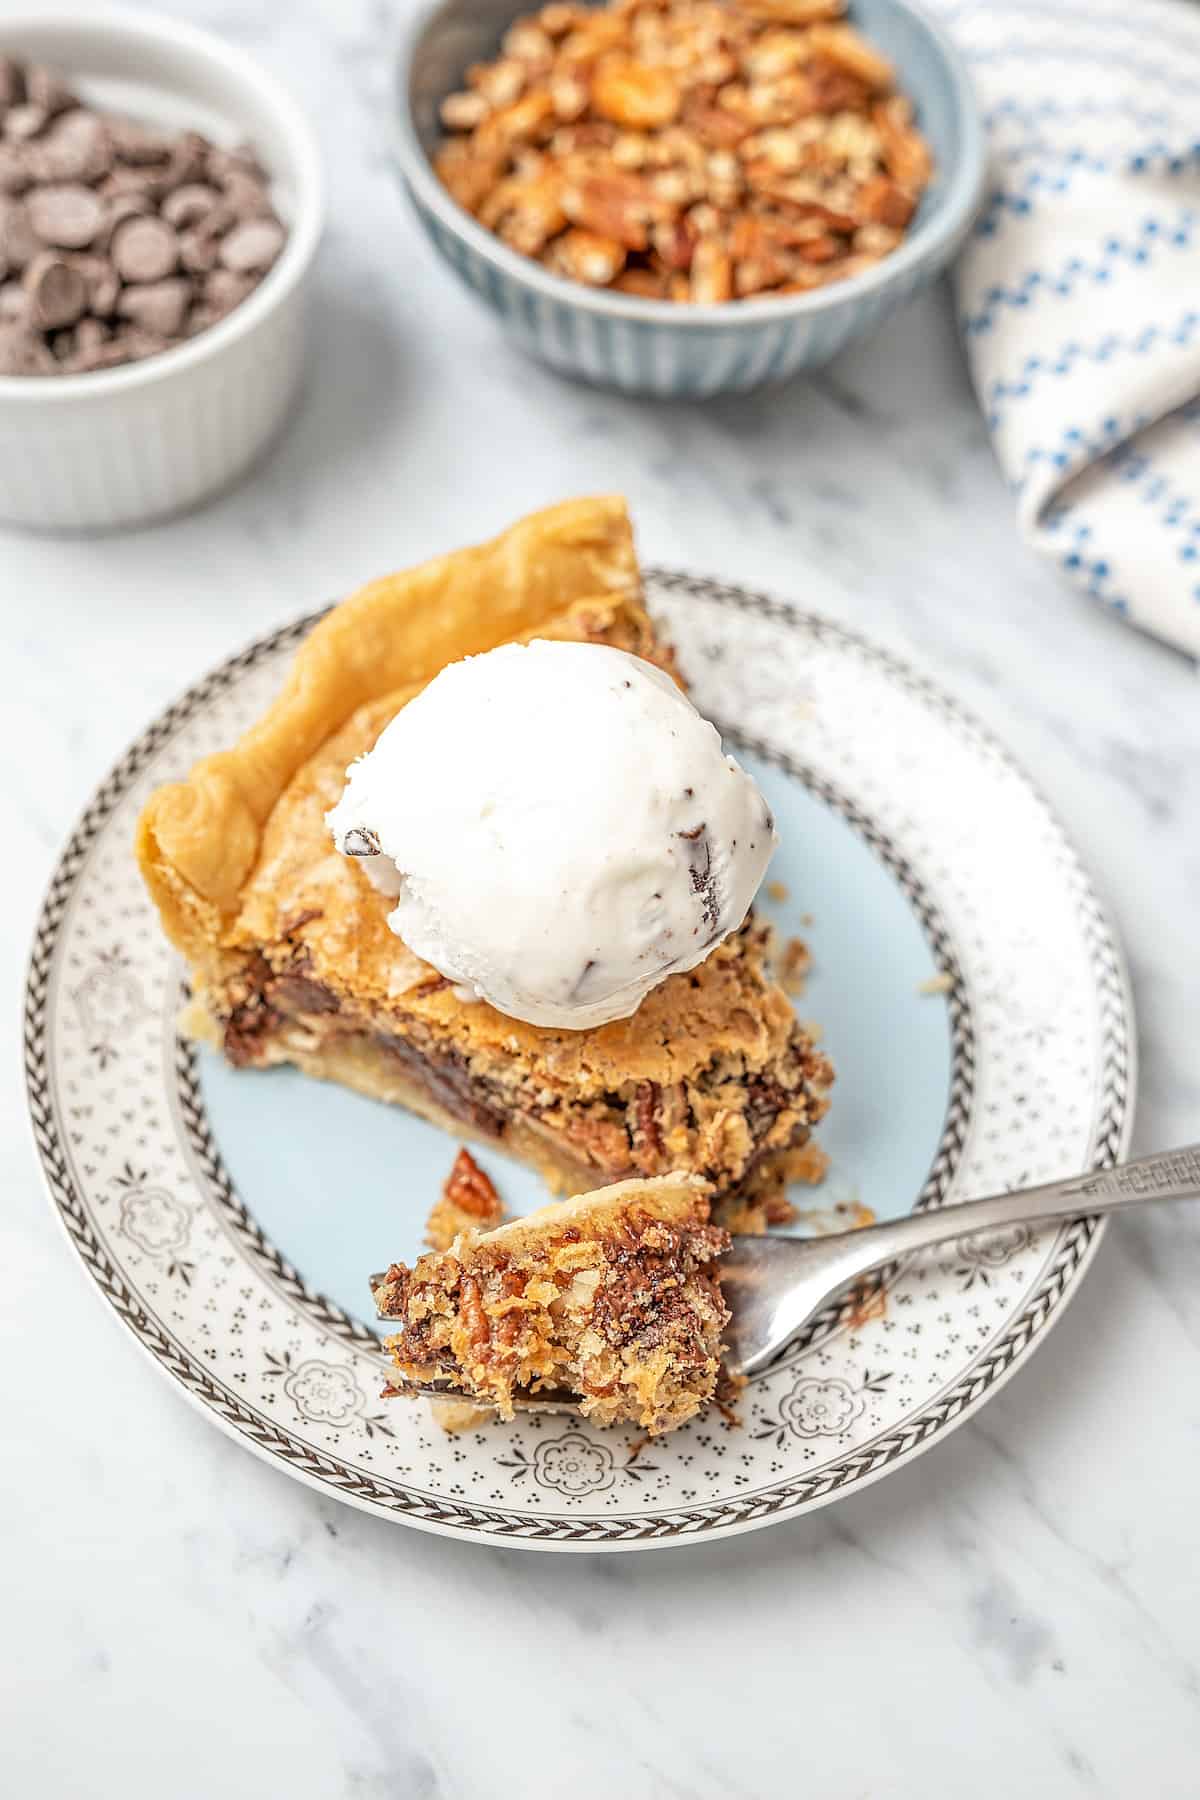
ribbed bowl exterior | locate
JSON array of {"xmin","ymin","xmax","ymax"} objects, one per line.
[
  {"xmin": 0, "ymin": 286, "xmax": 307, "ymax": 530},
  {"xmin": 411, "ymin": 195, "xmax": 956, "ymax": 396},
  {"xmin": 397, "ymin": 0, "xmax": 985, "ymax": 398}
]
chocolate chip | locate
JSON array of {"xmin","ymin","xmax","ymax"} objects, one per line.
[
  {"xmin": 24, "ymin": 66, "xmax": 77, "ymax": 117},
  {"xmin": 4, "ymin": 104, "xmax": 46, "ymax": 143},
  {"xmin": 0, "ymin": 146, "xmax": 28, "ymax": 193},
  {"xmin": 74, "ymin": 315, "xmax": 107, "ymax": 353},
  {"xmin": 178, "ymin": 226, "xmax": 221, "ymax": 275},
  {"xmin": 209, "ymin": 143, "xmax": 266, "ymax": 184},
  {"xmin": 116, "ymin": 324, "xmax": 171, "ymax": 360},
  {"xmin": 70, "ymin": 332, "xmax": 133, "ymax": 372},
  {"xmin": 0, "ymin": 56, "xmax": 286, "ymax": 377},
  {"xmin": 217, "ymin": 217, "xmax": 284, "ymax": 273},
  {"xmin": 0, "ymin": 199, "xmax": 37, "ymax": 271},
  {"xmin": 166, "ymin": 132, "xmax": 209, "ymax": 189},
  {"xmin": 28, "ymin": 182, "xmax": 104, "ymax": 249},
  {"xmin": 23, "ymin": 251, "xmax": 87, "ymax": 328},
  {"xmin": 220, "ymin": 170, "xmax": 274, "ymax": 219},
  {"xmin": 32, "ymin": 111, "xmax": 111, "ymax": 183},
  {"xmin": 108, "ymin": 118, "xmax": 172, "ymax": 166},
  {"xmin": 97, "ymin": 165, "xmax": 163, "ymax": 201},
  {"xmin": 161, "ymin": 182, "xmax": 221, "ymax": 229},
  {"xmin": 341, "ymin": 826, "xmax": 383, "ymax": 856},
  {"xmin": 110, "ymin": 213, "xmax": 178, "ymax": 282},
  {"xmin": 92, "ymin": 189, "xmax": 151, "ymax": 251},
  {"xmin": 67, "ymin": 252, "xmax": 119, "ymax": 317},
  {"xmin": 184, "ymin": 300, "xmax": 223, "ymax": 337},
  {"xmin": 0, "ymin": 321, "xmax": 55, "ymax": 374},
  {"xmin": 205, "ymin": 267, "xmax": 256, "ymax": 312},
  {"xmin": 116, "ymin": 276, "xmax": 190, "ymax": 336},
  {"xmin": 0, "ymin": 58, "xmax": 25, "ymax": 112}
]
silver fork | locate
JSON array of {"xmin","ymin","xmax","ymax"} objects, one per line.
[{"xmin": 371, "ymin": 1144, "xmax": 1200, "ymax": 1412}]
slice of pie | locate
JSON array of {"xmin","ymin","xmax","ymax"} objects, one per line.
[
  {"xmin": 136, "ymin": 497, "xmax": 832, "ymax": 1211},
  {"xmin": 373, "ymin": 1176, "xmax": 729, "ymax": 1434}
]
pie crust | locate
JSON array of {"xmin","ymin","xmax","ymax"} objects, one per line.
[{"xmin": 136, "ymin": 496, "xmax": 832, "ymax": 1213}]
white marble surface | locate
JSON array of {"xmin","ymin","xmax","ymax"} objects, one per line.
[{"xmin": 4, "ymin": 2, "xmax": 1200, "ymax": 1795}]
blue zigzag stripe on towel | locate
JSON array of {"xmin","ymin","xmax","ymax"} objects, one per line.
[
  {"xmin": 986, "ymin": 316, "xmax": 1200, "ymax": 430},
  {"xmin": 965, "ymin": 41, "xmax": 1200, "ymax": 100},
  {"xmin": 1103, "ymin": 445, "xmax": 1200, "ymax": 560},
  {"xmin": 944, "ymin": 0, "xmax": 1200, "ymax": 69},
  {"xmin": 974, "ymin": 157, "xmax": 1200, "ymax": 239},
  {"xmin": 1038, "ymin": 503, "xmax": 1132, "ymax": 611},
  {"xmin": 1011, "ymin": 412, "xmax": 1151, "ymax": 494},
  {"xmin": 982, "ymin": 98, "xmax": 1174, "ymax": 133},
  {"xmin": 962, "ymin": 213, "xmax": 1198, "ymax": 336},
  {"xmin": 998, "ymin": 142, "xmax": 1200, "ymax": 174}
]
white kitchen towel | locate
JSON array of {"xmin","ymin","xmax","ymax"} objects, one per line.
[{"xmin": 933, "ymin": 0, "xmax": 1200, "ymax": 660}]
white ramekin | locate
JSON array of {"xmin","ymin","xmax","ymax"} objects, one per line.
[{"xmin": 0, "ymin": 7, "xmax": 322, "ymax": 531}]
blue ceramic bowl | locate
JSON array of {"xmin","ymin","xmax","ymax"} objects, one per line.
[{"xmin": 394, "ymin": 0, "xmax": 984, "ymax": 396}]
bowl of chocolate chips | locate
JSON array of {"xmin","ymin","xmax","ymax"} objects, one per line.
[{"xmin": 0, "ymin": 8, "xmax": 322, "ymax": 529}]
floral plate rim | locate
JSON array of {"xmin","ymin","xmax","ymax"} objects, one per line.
[{"xmin": 24, "ymin": 570, "xmax": 1136, "ymax": 1551}]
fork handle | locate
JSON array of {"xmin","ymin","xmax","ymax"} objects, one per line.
[{"xmin": 813, "ymin": 1142, "xmax": 1200, "ymax": 1285}]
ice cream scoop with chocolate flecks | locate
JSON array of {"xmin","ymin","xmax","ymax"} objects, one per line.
[{"xmin": 326, "ymin": 638, "xmax": 778, "ymax": 1030}]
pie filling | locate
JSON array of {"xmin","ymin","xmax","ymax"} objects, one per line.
[
  {"xmin": 209, "ymin": 920, "xmax": 832, "ymax": 1206},
  {"xmin": 374, "ymin": 1181, "xmax": 730, "ymax": 1433}
]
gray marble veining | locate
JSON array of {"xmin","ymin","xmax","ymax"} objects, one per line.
[{"xmin": 3, "ymin": 1, "xmax": 1200, "ymax": 1795}]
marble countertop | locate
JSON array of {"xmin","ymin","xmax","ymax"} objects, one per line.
[{"xmin": 5, "ymin": 2, "xmax": 1200, "ymax": 1794}]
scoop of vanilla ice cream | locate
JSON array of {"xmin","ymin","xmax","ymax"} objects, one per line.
[{"xmin": 325, "ymin": 639, "xmax": 777, "ymax": 1030}]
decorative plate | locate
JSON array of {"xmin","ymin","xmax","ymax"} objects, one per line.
[{"xmin": 25, "ymin": 571, "xmax": 1134, "ymax": 1552}]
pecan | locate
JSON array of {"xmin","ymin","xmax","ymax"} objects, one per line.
[
  {"xmin": 434, "ymin": 141, "xmax": 504, "ymax": 213},
  {"xmin": 440, "ymin": 90, "xmax": 489, "ymax": 131},
  {"xmin": 738, "ymin": 0, "xmax": 846, "ymax": 19},
  {"xmin": 689, "ymin": 238, "xmax": 732, "ymax": 302},
  {"xmin": 593, "ymin": 59, "xmax": 681, "ymax": 130},
  {"xmin": 612, "ymin": 265, "xmax": 669, "ymax": 296},
  {"xmin": 682, "ymin": 100, "xmax": 753, "ymax": 149},
  {"xmin": 443, "ymin": 1148, "xmax": 503, "ymax": 1221},
  {"xmin": 634, "ymin": 1080, "xmax": 665, "ymax": 1163},
  {"xmin": 475, "ymin": 91, "xmax": 555, "ymax": 155},
  {"xmin": 874, "ymin": 95, "xmax": 933, "ymax": 192},
  {"xmin": 855, "ymin": 173, "xmax": 915, "ymax": 229},
  {"xmin": 478, "ymin": 167, "xmax": 567, "ymax": 253},
  {"xmin": 561, "ymin": 169, "xmax": 657, "ymax": 248},
  {"xmin": 650, "ymin": 213, "xmax": 696, "ymax": 270},
  {"xmin": 807, "ymin": 23, "xmax": 894, "ymax": 92},
  {"xmin": 795, "ymin": 232, "xmax": 838, "ymax": 263},
  {"xmin": 551, "ymin": 225, "xmax": 627, "ymax": 283},
  {"xmin": 433, "ymin": 0, "xmax": 931, "ymax": 304},
  {"xmin": 459, "ymin": 1276, "xmax": 491, "ymax": 1353}
]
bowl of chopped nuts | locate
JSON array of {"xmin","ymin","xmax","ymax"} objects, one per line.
[
  {"xmin": 395, "ymin": 0, "xmax": 984, "ymax": 396},
  {"xmin": 0, "ymin": 7, "xmax": 322, "ymax": 530}
]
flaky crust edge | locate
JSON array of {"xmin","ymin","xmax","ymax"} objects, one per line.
[{"xmin": 134, "ymin": 495, "xmax": 641, "ymax": 961}]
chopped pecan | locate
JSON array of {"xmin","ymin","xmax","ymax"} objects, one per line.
[
  {"xmin": 593, "ymin": 59, "xmax": 682, "ymax": 130},
  {"xmin": 738, "ymin": 0, "xmax": 846, "ymax": 20},
  {"xmin": 443, "ymin": 1148, "xmax": 503, "ymax": 1221},
  {"xmin": 634, "ymin": 1079, "xmax": 665, "ymax": 1163},
  {"xmin": 478, "ymin": 167, "xmax": 567, "ymax": 254},
  {"xmin": 807, "ymin": 23, "xmax": 894, "ymax": 91},
  {"xmin": 855, "ymin": 173, "xmax": 915, "ymax": 229},
  {"xmin": 551, "ymin": 225, "xmax": 627, "ymax": 283},
  {"xmin": 561, "ymin": 169, "xmax": 658, "ymax": 248},
  {"xmin": 434, "ymin": 0, "xmax": 931, "ymax": 304},
  {"xmin": 689, "ymin": 238, "xmax": 732, "ymax": 302},
  {"xmin": 440, "ymin": 90, "xmax": 489, "ymax": 131}
]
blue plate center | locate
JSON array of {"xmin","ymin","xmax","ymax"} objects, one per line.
[{"xmin": 198, "ymin": 752, "xmax": 954, "ymax": 1331}]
